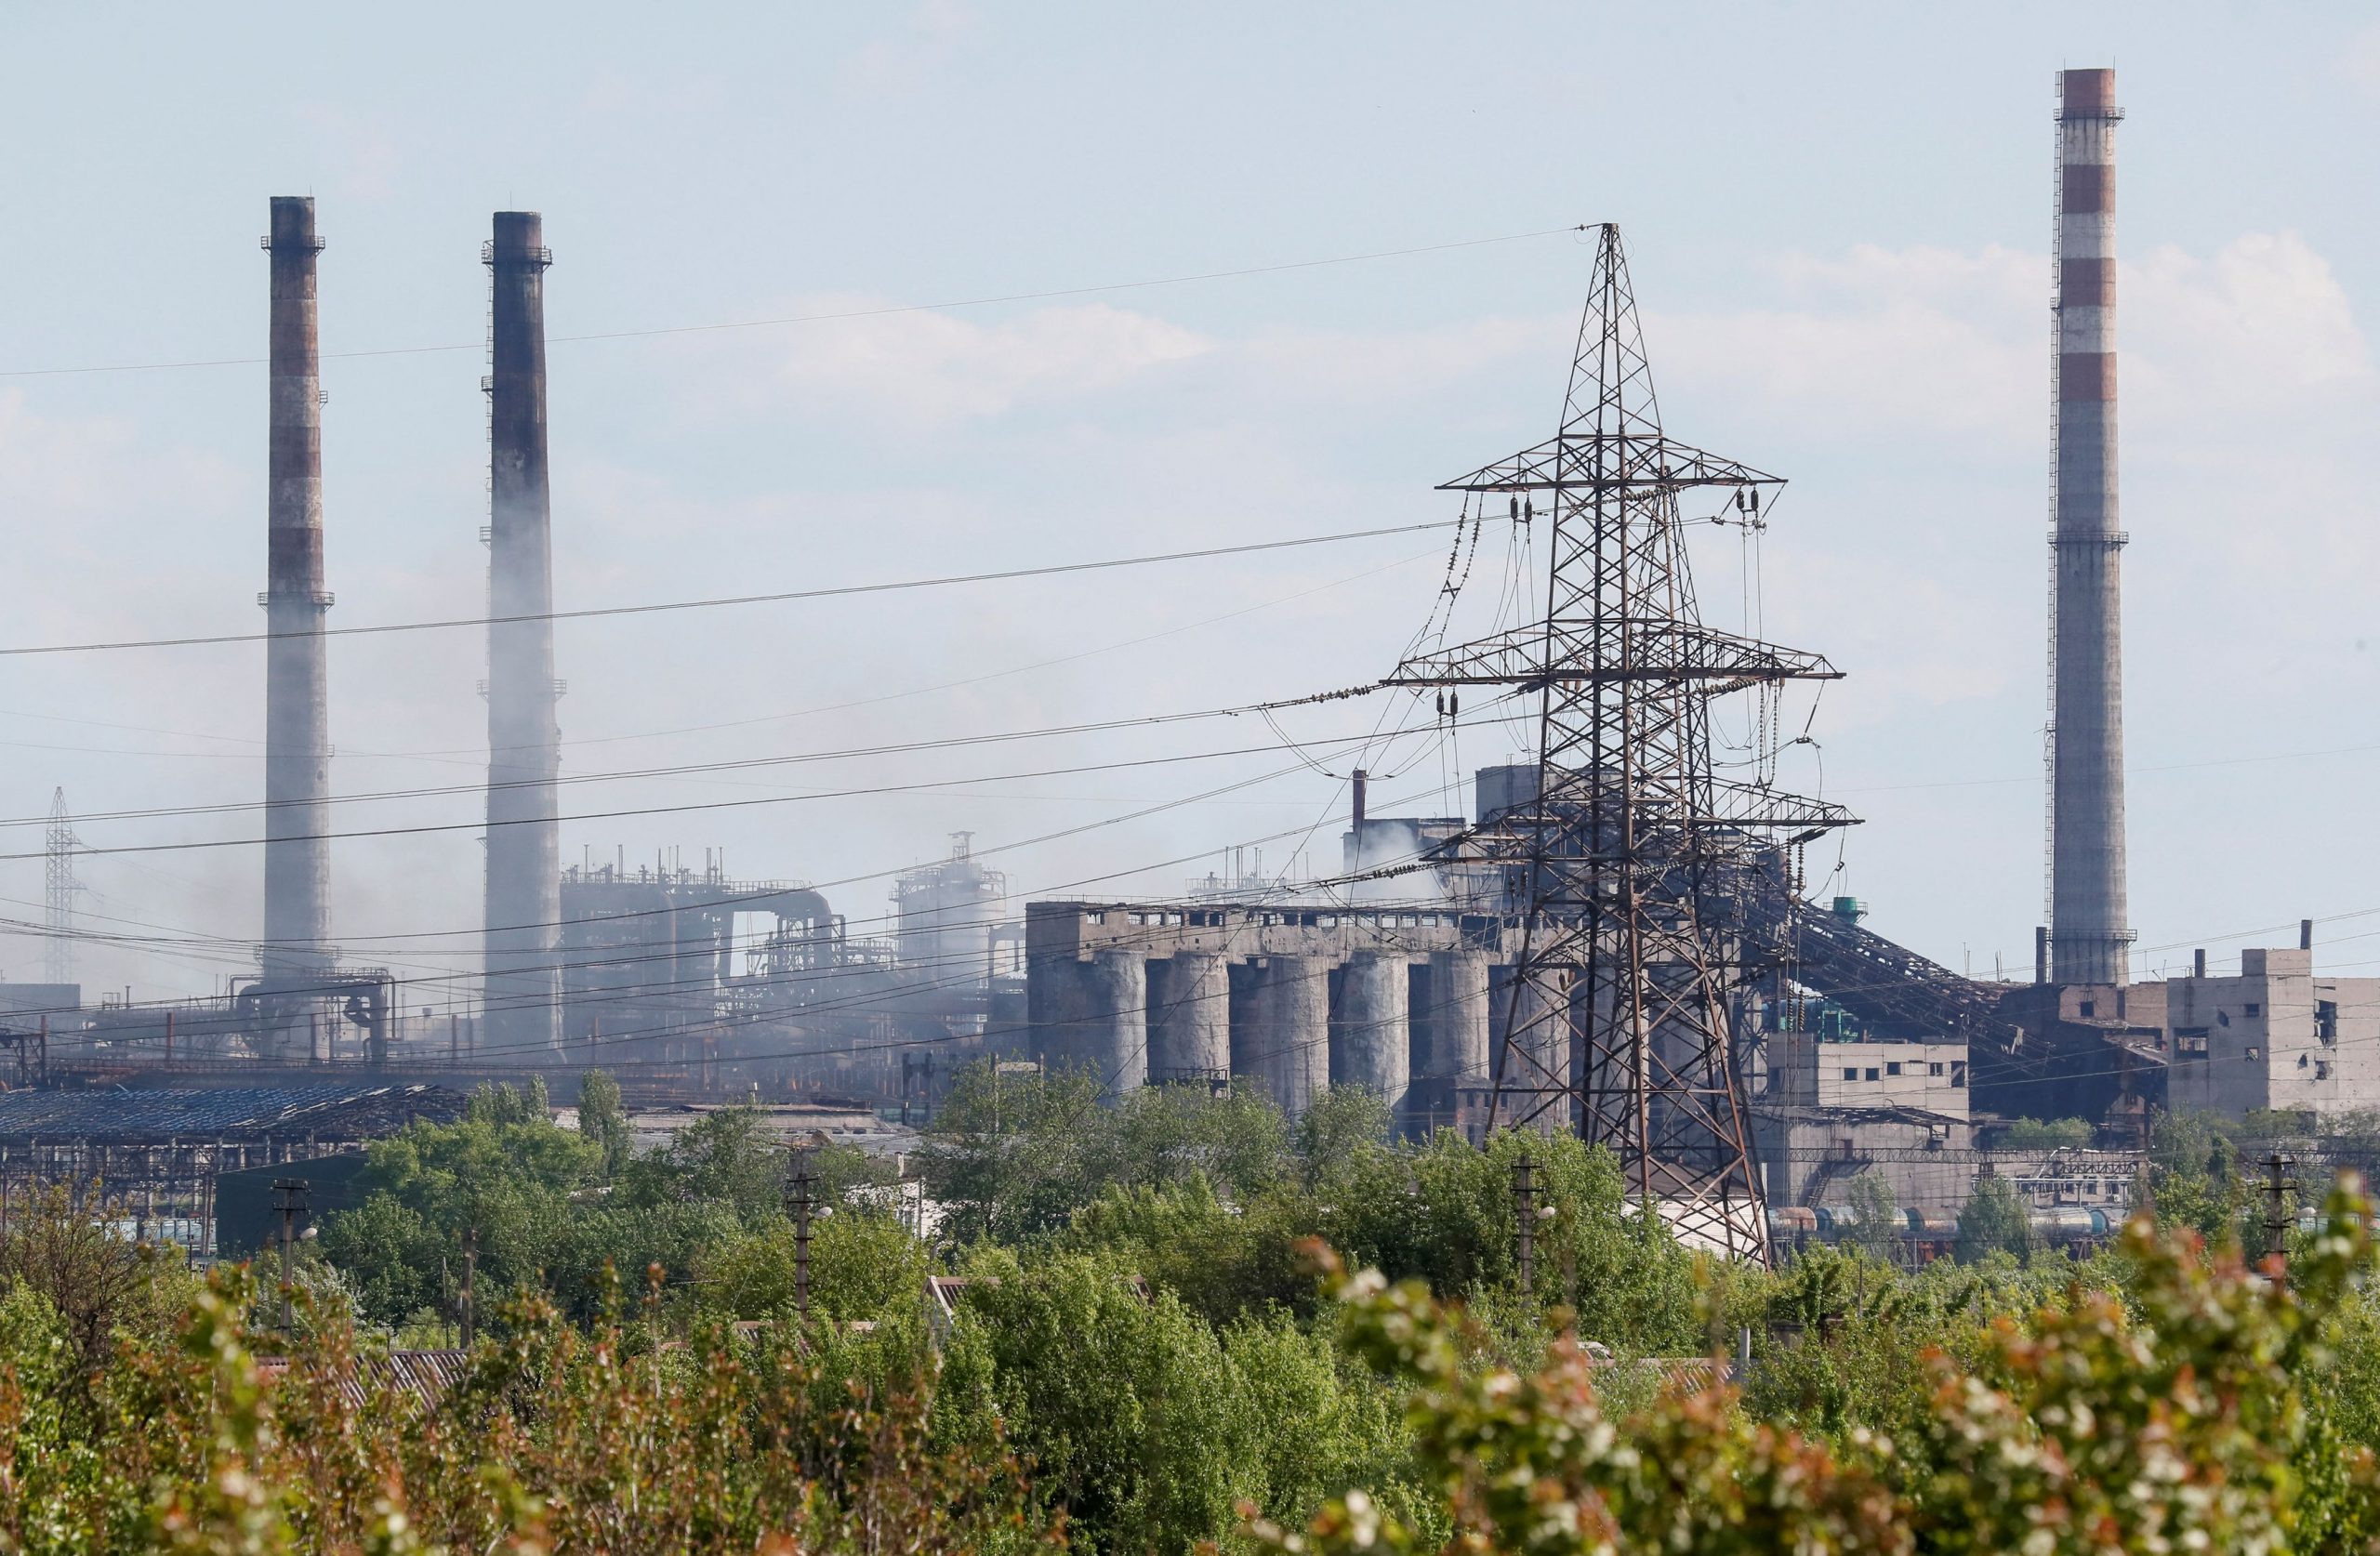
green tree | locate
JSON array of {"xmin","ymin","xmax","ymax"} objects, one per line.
[
  {"xmin": 619, "ymin": 1104, "xmax": 786, "ymax": 1224},
  {"xmin": 1844, "ymin": 1172, "xmax": 1900, "ymax": 1261},
  {"xmin": 698, "ymin": 1208, "xmax": 932, "ymax": 1323},
  {"xmin": 576, "ymin": 1068, "xmax": 635, "ymax": 1181},
  {"xmin": 1952, "ymin": 1176, "xmax": 2033, "ymax": 1264},
  {"xmin": 1995, "ymin": 1116, "xmax": 2094, "ymax": 1149}
]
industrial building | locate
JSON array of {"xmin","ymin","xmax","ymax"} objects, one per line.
[
  {"xmin": 2167, "ymin": 940, "xmax": 2380, "ymax": 1121},
  {"xmin": 7, "ymin": 61, "xmax": 2359, "ymax": 1264}
]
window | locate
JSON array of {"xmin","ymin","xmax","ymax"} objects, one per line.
[
  {"xmin": 2245, "ymin": 1003, "xmax": 2262, "ymax": 1018},
  {"xmin": 2079, "ymin": 1000, "xmax": 2096, "ymax": 1019},
  {"xmin": 1929, "ymin": 1062, "xmax": 1945, "ymax": 1076},
  {"xmin": 2318, "ymin": 1061, "xmax": 2334, "ymax": 1081},
  {"xmin": 1842, "ymin": 1067, "xmax": 1858, "ymax": 1082},
  {"xmin": 1885, "ymin": 1062, "xmax": 1903, "ymax": 1077},
  {"xmin": 2247, "ymin": 1046, "xmax": 2261, "ymax": 1060},
  {"xmin": 2320, "ymin": 1000, "xmax": 2340, "ymax": 1043},
  {"xmin": 1950, "ymin": 1062, "xmax": 1968, "ymax": 1088},
  {"xmin": 1864, "ymin": 1067, "xmax": 1881, "ymax": 1081}
]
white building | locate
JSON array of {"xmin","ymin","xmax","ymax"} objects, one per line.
[
  {"xmin": 2166, "ymin": 947, "xmax": 2380, "ymax": 1121},
  {"xmin": 1768, "ymin": 1036, "xmax": 1970, "ymax": 1121}
]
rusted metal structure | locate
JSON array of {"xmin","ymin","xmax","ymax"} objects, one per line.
[
  {"xmin": 1382, "ymin": 225, "xmax": 1854, "ymax": 1264},
  {"xmin": 483, "ymin": 212, "xmax": 563, "ymax": 1053},
  {"xmin": 258, "ymin": 196, "xmax": 337, "ymax": 1060},
  {"xmin": 2047, "ymin": 68, "xmax": 2133, "ymax": 986}
]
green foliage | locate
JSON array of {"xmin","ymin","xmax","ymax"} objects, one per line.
[
  {"xmin": 1843, "ymin": 1172, "xmax": 1900, "ymax": 1259},
  {"xmin": 918, "ymin": 1062, "xmax": 1293, "ymax": 1246},
  {"xmin": 1260, "ymin": 1186, "xmax": 2380, "ymax": 1556},
  {"xmin": 317, "ymin": 1103, "xmax": 600, "ymax": 1325},
  {"xmin": 618, "ymin": 1104, "xmax": 787, "ymax": 1224},
  {"xmin": 575, "ymin": 1068, "xmax": 634, "ymax": 1181},
  {"xmin": 1995, "ymin": 1115, "xmax": 2094, "ymax": 1149},
  {"xmin": 696, "ymin": 1207, "xmax": 932, "ymax": 1323},
  {"xmin": 1952, "ymin": 1175, "xmax": 2033, "ymax": 1264},
  {"xmin": 0, "ymin": 1258, "xmax": 1052, "ymax": 1553},
  {"xmin": 1250, "ymin": 1246, "xmax": 1909, "ymax": 1554}
]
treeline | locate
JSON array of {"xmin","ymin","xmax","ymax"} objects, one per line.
[{"xmin": 7, "ymin": 1069, "xmax": 2380, "ymax": 1550}]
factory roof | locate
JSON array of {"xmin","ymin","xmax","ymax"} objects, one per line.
[{"xmin": 0, "ymin": 1082, "xmax": 468, "ymax": 1142}]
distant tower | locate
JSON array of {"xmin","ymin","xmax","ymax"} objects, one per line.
[
  {"xmin": 482, "ymin": 212, "xmax": 564, "ymax": 1051},
  {"xmin": 1386, "ymin": 225, "xmax": 1854, "ymax": 1265},
  {"xmin": 2047, "ymin": 68, "xmax": 2133, "ymax": 986},
  {"xmin": 44, "ymin": 787, "xmax": 77, "ymax": 987},
  {"xmin": 261, "ymin": 196, "xmax": 337, "ymax": 1005}
]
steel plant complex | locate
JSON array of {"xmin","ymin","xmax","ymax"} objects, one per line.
[{"xmin": 0, "ymin": 68, "xmax": 2338, "ymax": 1268}]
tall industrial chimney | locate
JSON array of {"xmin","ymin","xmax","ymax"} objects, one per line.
[
  {"xmin": 483, "ymin": 212, "xmax": 562, "ymax": 1051},
  {"xmin": 2048, "ymin": 68, "xmax": 2133, "ymax": 987},
  {"xmin": 260, "ymin": 196, "xmax": 334, "ymax": 1051}
]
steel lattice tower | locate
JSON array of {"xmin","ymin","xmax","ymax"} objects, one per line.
[
  {"xmin": 45, "ymin": 787, "xmax": 77, "ymax": 987},
  {"xmin": 1387, "ymin": 225, "xmax": 1854, "ymax": 1264}
]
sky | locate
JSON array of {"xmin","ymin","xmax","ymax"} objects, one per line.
[{"xmin": 0, "ymin": 3, "xmax": 2375, "ymax": 1008}]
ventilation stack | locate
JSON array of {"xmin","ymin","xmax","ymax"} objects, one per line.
[
  {"xmin": 259, "ymin": 196, "xmax": 335, "ymax": 1055},
  {"xmin": 2049, "ymin": 68, "xmax": 2133, "ymax": 987},
  {"xmin": 483, "ymin": 211, "xmax": 563, "ymax": 1052}
]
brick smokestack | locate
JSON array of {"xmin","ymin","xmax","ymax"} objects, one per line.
[
  {"xmin": 261, "ymin": 196, "xmax": 334, "ymax": 1046},
  {"xmin": 2049, "ymin": 68, "xmax": 2134, "ymax": 986},
  {"xmin": 483, "ymin": 212, "xmax": 562, "ymax": 1051}
]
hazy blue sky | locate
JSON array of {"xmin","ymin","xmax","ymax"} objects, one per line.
[{"xmin": 1, "ymin": 4, "xmax": 2375, "ymax": 1003}]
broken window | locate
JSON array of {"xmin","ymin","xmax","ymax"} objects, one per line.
[
  {"xmin": 2320, "ymin": 1000, "xmax": 2339, "ymax": 1043},
  {"xmin": 1950, "ymin": 1062, "xmax": 1968, "ymax": 1088},
  {"xmin": 2247, "ymin": 1046, "xmax": 2261, "ymax": 1060},
  {"xmin": 2318, "ymin": 1061, "xmax": 2334, "ymax": 1081}
]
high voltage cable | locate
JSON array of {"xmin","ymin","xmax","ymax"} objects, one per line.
[
  {"xmin": 0, "ymin": 224, "xmax": 1585, "ymax": 381},
  {"xmin": 0, "ymin": 546, "xmax": 1444, "ymax": 765},
  {"xmin": 4, "ymin": 765, "xmax": 1481, "ymax": 1027},
  {"xmin": 0, "ymin": 736, "xmax": 1396, "ymax": 864},
  {"xmin": 0, "ymin": 521, "xmax": 1460, "ymax": 659},
  {"xmin": 0, "ymin": 694, "xmax": 1378, "ymax": 831}
]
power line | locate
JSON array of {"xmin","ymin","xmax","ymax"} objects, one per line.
[
  {"xmin": 0, "ymin": 734, "xmax": 1401, "ymax": 864},
  {"xmin": 0, "ymin": 224, "xmax": 1585, "ymax": 381},
  {"xmin": 0, "ymin": 520, "xmax": 1460, "ymax": 659}
]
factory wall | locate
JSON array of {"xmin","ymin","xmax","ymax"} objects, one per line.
[
  {"xmin": 1024, "ymin": 899, "xmax": 1530, "ymax": 1125},
  {"xmin": 2166, "ymin": 947, "xmax": 2380, "ymax": 1120}
]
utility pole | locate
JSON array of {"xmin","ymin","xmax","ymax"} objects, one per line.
[
  {"xmin": 1512, "ymin": 1152, "xmax": 1537, "ymax": 1297},
  {"xmin": 271, "ymin": 1178, "xmax": 309, "ymax": 1337},
  {"xmin": 1382, "ymin": 225, "xmax": 1850, "ymax": 1267},
  {"xmin": 2263, "ymin": 1152, "xmax": 2298, "ymax": 1271},
  {"xmin": 787, "ymin": 1153, "xmax": 815, "ymax": 1321},
  {"xmin": 460, "ymin": 1228, "xmax": 479, "ymax": 1349},
  {"xmin": 44, "ymin": 790, "xmax": 80, "ymax": 988}
]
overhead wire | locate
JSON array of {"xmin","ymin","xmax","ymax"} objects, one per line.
[
  {"xmin": 0, "ymin": 223, "xmax": 1587, "ymax": 381},
  {"xmin": 0, "ymin": 520, "xmax": 1461, "ymax": 659}
]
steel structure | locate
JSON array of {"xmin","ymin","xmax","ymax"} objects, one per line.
[
  {"xmin": 1385, "ymin": 225, "xmax": 1853, "ymax": 1263},
  {"xmin": 43, "ymin": 787, "xmax": 77, "ymax": 987}
]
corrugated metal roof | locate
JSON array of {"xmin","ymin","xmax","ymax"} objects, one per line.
[
  {"xmin": 0, "ymin": 1083, "xmax": 468, "ymax": 1141},
  {"xmin": 254, "ymin": 1349, "xmax": 469, "ymax": 1404}
]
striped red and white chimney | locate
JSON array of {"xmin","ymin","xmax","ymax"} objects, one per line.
[{"xmin": 2048, "ymin": 67, "xmax": 2133, "ymax": 986}]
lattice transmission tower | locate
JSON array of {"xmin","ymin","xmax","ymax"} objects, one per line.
[
  {"xmin": 1386, "ymin": 224, "xmax": 1855, "ymax": 1264},
  {"xmin": 45, "ymin": 786, "xmax": 81, "ymax": 987}
]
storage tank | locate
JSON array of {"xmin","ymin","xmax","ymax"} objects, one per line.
[{"xmin": 891, "ymin": 832, "xmax": 1008, "ymax": 986}]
